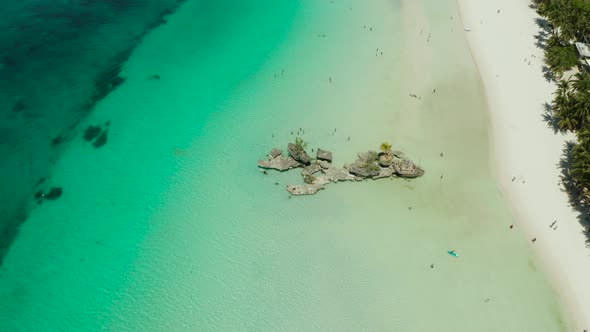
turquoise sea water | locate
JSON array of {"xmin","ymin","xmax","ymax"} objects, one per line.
[
  {"xmin": 0, "ymin": 0, "xmax": 570, "ymax": 330},
  {"xmin": 0, "ymin": 0, "xmax": 185, "ymax": 262}
]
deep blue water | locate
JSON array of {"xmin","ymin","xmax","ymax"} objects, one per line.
[{"xmin": 0, "ymin": 0, "xmax": 185, "ymax": 264}]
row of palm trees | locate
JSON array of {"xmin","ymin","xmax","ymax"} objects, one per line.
[
  {"xmin": 553, "ymin": 72, "xmax": 590, "ymax": 131},
  {"xmin": 537, "ymin": 0, "xmax": 590, "ymax": 203},
  {"xmin": 535, "ymin": 0, "xmax": 590, "ymax": 75},
  {"xmin": 535, "ymin": 0, "xmax": 590, "ymax": 42}
]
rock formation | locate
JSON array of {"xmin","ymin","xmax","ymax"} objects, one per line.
[
  {"xmin": 258, "ymin": 150, "xmax": 303, "ymax": 171},
  {"xmin": 287, "ymin": 143, "xmax": 311, "ymax": 165},
  {"xmin": 287, "ymin": 184, "xmax": 324, "ymax": 195},
  {"xmin": 393, "ymin": 158, "xmax": 425, "ymax": 178},
  {"xmin": 258, "ymin": 140, "xmax": 424, "ymax": 195}
]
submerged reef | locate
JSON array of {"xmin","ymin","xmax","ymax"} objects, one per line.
[
  {"xmin": 83, "ymin": 125, "xmax": 102, "ymax": 141},
  {"xmin": 83, "ymin": 123, "xmax": 109, "ymax": 148},
  {"xmin": 34, "ymin": 186, "xmax": 63, "ymax": 204}
]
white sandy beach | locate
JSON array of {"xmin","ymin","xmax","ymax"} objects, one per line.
[{"xmin": 457, "ymin": 0, "xmax": 590, "ymax": 329}]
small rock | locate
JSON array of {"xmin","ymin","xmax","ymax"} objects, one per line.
[
  {"xmin": 393, "ymin": 159, "xmax": 425, "ymax": 178},
  {"xmin": 269, "ymin": 147, "xmax": 283, "ymax": 159},
  {"xmin": 316, "ymin": 148, "xmax": 333, "ymax": 162},
  {"xmin": 286, "ymin": 184, "xmax": 324, "ymax": 195}
]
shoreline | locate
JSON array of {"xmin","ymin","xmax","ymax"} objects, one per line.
[{"xmin": 457, "ymin": 0, "xmax": 590, "ymax": 329}]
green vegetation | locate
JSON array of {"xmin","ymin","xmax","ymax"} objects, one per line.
[
  {"xmin": 365, "ymin": 151, "xmax": 379, "ymax": 163},
  {"xmin": 534, "ymin": 0, "xmax": 590, "ymax": 76},
  {"xmin": 379, "ymin": 142, "xmax": 392, "ymax": 154},
  {"xmin": 294, "ymin": 137, "xmax": 307, "ymax": 151},
  {"xmin": 303, "ymin": 174, "xmax": 316, "ymax": 184},
  {"xmin": 536, "ymin": 0, "xmax": 590, "ymax": 204},
  {"xmin": 535, "ymin": 0, "xmax": 590, "ymax": 41},
  {"xmin": 365, "ymin": 162, "xmax": 380, "ymax": 173},
  {"xmin": 545, "ymin": 44, "xmax": 578, "ymax": 76},
  {"xmin": 554, "ymin": 73, "xmax": 590, "ymax": 131}
]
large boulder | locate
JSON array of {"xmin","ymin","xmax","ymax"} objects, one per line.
[
  {"xmin": 288, "ymin": 143, "xmax": 311, "ymax": 165},
  {"xmin": 316, "ymin": 149, "xmax": 333, "ymax": 162},
  {"xmin": 393, "ymin": 159, "xmax": 425, "ymax": 178},
  {"xmin": 258, "ymin": 156, "xmax": 302, "ymax": 171},
  {"xmin": 378, "ymin": 153, "xmax": 393, "ymax": 167},
  {"xmin": 348, "ymin": 162, "xmax": 381, "ymax": 178}
]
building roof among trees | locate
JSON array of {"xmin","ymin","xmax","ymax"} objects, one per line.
[{"xmin": 575, "ymin": 42, "xmax": 590, "ymax": 58}]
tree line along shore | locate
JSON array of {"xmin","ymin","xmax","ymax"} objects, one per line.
[{"xmin": 533, "ymin": 0, "xmax": 590, "ymax": 206}]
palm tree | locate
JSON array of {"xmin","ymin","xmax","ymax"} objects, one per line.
[
  {"xmin": 570, "ymin": 129, "xmax": 590, "ymax": 196},
  {"xmin": 294, "ymin": 137, "xmax": 307, "ymax": 150},
  {"xmin": 379, "ymin": 142, "xmax": 392, "ymax": 154},
  {"xmin": 571, "ymin": 72, "xmax": 590, "ymax": 129},
  {"xmin": 553, "ymin": 79, "xmax": 576, "ymax": 130},
  {"xmin": 572, "ymin": 72, "xmax": 590, "ymax": 94},
  {"xmin": 557, "ymin": 106, "xmax": 578, "ymax": 131}
]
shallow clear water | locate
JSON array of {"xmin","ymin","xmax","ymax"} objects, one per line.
[{"xmin": 0, "ymin": 0, "xmax": 569, "ymax": 330}]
